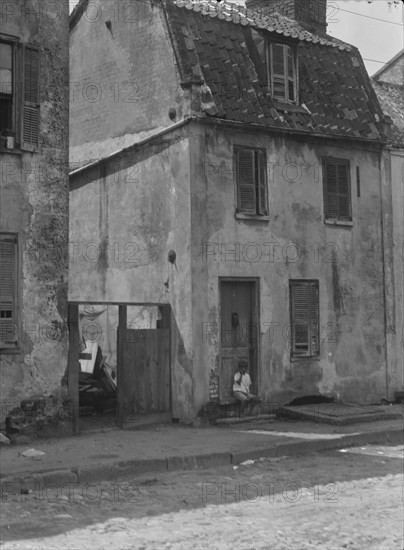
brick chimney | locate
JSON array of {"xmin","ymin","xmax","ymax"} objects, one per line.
[{"xmin": 245, "ymin": 0, "xmax": 328, "ymax": 34}]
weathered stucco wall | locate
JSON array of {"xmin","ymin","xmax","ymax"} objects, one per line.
[
  {"xmin": 190, "ymin": 123, "xmax": 387, "ymax": 408},
  {"xmin": 391, "ymin": 149, "xmax": 404, "ymax": 393},
  {"xmin": 0, "ymin": 0, "xmax": 70, "ymax": 421},
  {"xmin": 69, "ymin": 0, "xmax": 189, "ymax": 168},
  {"xmin": 69, "ymin": 131, "xmax": 194, "ymax": 421}
]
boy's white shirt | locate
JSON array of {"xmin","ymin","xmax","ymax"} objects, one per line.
[{"xmin": 233, "ymin": 372, "xmax": 251, "ymax": 394}]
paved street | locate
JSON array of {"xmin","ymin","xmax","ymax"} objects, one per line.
[{"xmin": 0, "ymin": 445, "xmax": 403, "ymax": 549}]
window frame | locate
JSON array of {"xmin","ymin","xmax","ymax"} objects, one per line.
[
  {"xmin": 267, "ymin": 42, "xmax": 298, "ymax": 105},
  {"xmin": 234, "ymin": 146, "xmax": 268, "ymax": 217},
  {"xmin": 289, "ymin": 279, "xmax": 320, "ymax": 358},
  {"xmin": 0, "ymin": 234, "xmax": 18, "ymax": 352},
  {"xmin": 322, "ymin": 157, "xmax": 352, "ymax": 223},
  {"xmin": 0, "ymin": 39, "xmax": 15, "ymax": 135},
  {"xmin": 0, "ymin": 34, "xmax": 40, "ymax": 152}
]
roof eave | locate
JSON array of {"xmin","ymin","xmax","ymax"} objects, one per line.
[
  {"xmin": 196, "ymin": 115, "xmax": 388, "ymax": 147},
  {"xmin": 69, "ymin": 0, "xmax": 90, "ymax": 31}
]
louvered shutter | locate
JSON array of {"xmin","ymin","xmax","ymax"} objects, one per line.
[
  {"xmin": 257, "ymin": 150, "xmax": 268, "ymax": 215},
  {"xmin": 0, "ymin": 241, "xmax": 16, "ymax": 345},
  {"xmin": 337, "ymin": 163, "xmax": 351, "ymax": 220},
  {"xmin": 309, "ymin": 282, "xmax": 319, "ymax": 355},
  {"xmin": 324, "ymin": 160, "xmax": 351, "ymax": 221},
  {"xmin": 22, "ymin": 45, "xmax": 40, "ymax": 149},
  {"xmin": 290, "ymin": 281, "xmax": 319, "ymax": 357},
  {"xmin": 251, "ymin": 29, "xmax": 268, "ymax": 86},
  {"xmin": 324, "ymin": 161, "xmax": 339, "ymax": 219},
  {"xmin": 236, "ymin": 149, "xmax": 256, "ymax": 213},
  {"xmin": 290, "ymin": 282, "xmax": 310, "ymax": 355},
  {"xmin": 271, "ymin": 44, "xmax": 286, "ymax": 101},
  {"xmin": 286, "ymin": 46, "xmax": 296, "ymax": 102}
]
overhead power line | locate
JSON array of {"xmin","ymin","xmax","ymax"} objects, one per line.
[
  {"xmin": 338, "ymin": 8, "xmax": 404, "ymax": 27},
  {"xmin": 363, "ymin": 57, "xmax": 389, "ymax": 64}
]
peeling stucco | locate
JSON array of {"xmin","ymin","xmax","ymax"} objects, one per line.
[{"xmin": 0, "ymin": 0, "xmax": 70, "ymax": 422}]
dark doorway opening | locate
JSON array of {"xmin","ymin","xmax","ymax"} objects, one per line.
[
  {"xmin": 68, "ymin": 302, "xmax": 172, "ymax": 433},
  {"xmin": 219, "ymin": 279, "xmax": 259, "ymax": 404}
]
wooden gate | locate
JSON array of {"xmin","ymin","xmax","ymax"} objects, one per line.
[{"xmin": 121, "ymin": 328, "xmax": 171, "ymax": 422}]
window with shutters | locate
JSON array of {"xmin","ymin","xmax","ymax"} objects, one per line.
[
  {"xmin": 0, "ymin": 37, "xmax": 40, "ymax": 150},
  {"xmin": 235, "ymin": 147, "xmax": 268, "ymax": 216},
  {"xmin": 323, "ymin": 158, "xmax": 352, "ymax": 222},
  {"xmin": 250, "ymin": 31, "xmax": 298, "ymax": 105},
  {"xmin": 269, "ymin": 43, "xmax": 297, "ymax": 104},
  {"xmin": 0, "ymin": 236, "xmax": 18, "ymax": 350},
  {"xmin": 289, "ymin": 280, "xmax": 319, "ymax": 357}
]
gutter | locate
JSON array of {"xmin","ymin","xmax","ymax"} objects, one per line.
[
  {"xmin": 69, "ymin": 117, "xmax": 196, "ymax": 178},
  {"xmin": 69, "ymin": 0, "xmax": 90, "ymax": 31},
  {"xmin": 199, "ymin": 116, "xmax": 388, "ymax": 148}
]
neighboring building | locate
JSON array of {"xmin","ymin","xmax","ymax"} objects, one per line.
[
  {"xmin": 69, "ymin": 0, "xmax": 396, "ymax": 424},
  {"xmin": 372, "ymin": 50, "xmax": 404, "ymax": 401},
  {"xmin": 372, "ymin": 48, "xmax": 404, "ymax": 86},
  {"xmin": 0, "ymin": 1, "xmax": 70, "ymax": 423}
]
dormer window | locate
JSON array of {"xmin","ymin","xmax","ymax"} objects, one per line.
[
  {"xmin": 250, "ymin": 30, "xmax": 298, "ymax": 105},
  {"xmin": 268, "ymin": 43, "xmax": 297, "ymax": 104}
]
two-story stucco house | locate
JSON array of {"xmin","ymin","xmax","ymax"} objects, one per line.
[
  {"xmin": 0, "ymin": 1, "xmax": 70, "ymax": 426},
  {"xmin": 69, "ymin": 0, "xmax": 397, "ymax": 425}
]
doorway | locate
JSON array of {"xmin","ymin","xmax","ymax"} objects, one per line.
[
  {"xmin": 67, "ymin": 302, "xmax": 172, "ymax": 432},
  {"xmin": 219, "ymin": 279, "xmax": 259, "ymax": 403}
]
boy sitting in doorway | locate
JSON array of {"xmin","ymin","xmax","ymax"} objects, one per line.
[{"xmin": 233, "ymin": 360, "xmax": 260, "ymax": 416}]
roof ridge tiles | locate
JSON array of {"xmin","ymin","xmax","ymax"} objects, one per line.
[{"xmin": 172, "ymin": 0, "xmax": 352, "ymax": 50}]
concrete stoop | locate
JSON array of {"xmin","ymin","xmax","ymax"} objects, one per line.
[
  {"xmin": 1, "ymin": 426, "xmax": 402, "ymax": 494},
  {"xmin": 280, "ymin": 403, "xmax": 403, "ymax": 425}
]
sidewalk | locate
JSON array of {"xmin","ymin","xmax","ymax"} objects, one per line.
[{"xmin": 0, "ymin": 410, "xmax": 402, "ymax": 491}]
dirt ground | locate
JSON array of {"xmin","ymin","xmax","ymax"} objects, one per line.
[{"xmin": 0, "ymin": 445, "xmax": 403, "ymax": 549}]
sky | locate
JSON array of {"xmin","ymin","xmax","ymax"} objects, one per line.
[{"xmin": 68, "ymin": 0, "xmax": 404, "ymax": 76}]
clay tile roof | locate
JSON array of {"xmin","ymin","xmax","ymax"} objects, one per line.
[
  {"xmin": 166, "ymin": 0, "xmax": 387, "ymax": 141},
  {"xmin": 172, "ymin": 0, "xmax": 351, "ymax": 50}
]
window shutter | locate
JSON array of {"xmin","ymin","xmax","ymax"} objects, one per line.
[
  {"xmin": 257, "ymin": 150, "xmax": 268, "ymax": 215},
  {"xmin": 236, "ymin": 149, "xmax": 256, "ymax": 213},
  {"xmin": 290, "ymin": 281, "xmax": 319, "ymax": 356},
  {"xmin": 286, "ymin": 46, "xmax": 296, "ymax": 102},
  {"xmin": 324, "ymin": 160, "xmax": 351, "ymax": 221},
  {"xmin": 290, "ymin": 282, "xmax": 310, "ymax": 355},
  {"xmin": 337, "ymin": 164, "xmax": 351, "ymax": 220},
  {"xmin": 22, "ymin": 45, "xmax": 40, "ymax": 149},
  {"xmin": 324, "ymin": 161, "xmax": 339, "ymax": 219},
  {"xmin": 251, "ymin": 29, "xmax": 268, "ymax": 86},
  {"xmin": 271, "ymin": 44, "xmax": 286, "ymax": 101},
  {"xmin": 309, "ymin": 282, "xmax": 319, "ymax": 355},
  {"xmin": 0, "ymin": 241, "xmax": 16, "ymax": 345}
]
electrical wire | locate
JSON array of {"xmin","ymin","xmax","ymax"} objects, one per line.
[
  {"xmin": 338, "ymin": 7, "xmax": 404, "ymax": 27},
  {"xmin": 363, "ymin": 58, "xmax": 390, "ymax": 64}
]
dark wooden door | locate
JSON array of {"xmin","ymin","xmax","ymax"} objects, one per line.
[
  {"xmin": 220, "ymin": 281, "xmax": 258, "ymax": 403},
  {"xmin": 122, "ymin": 329, "xmax": 171, "ymax": 418}
]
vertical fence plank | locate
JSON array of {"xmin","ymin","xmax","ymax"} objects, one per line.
[{"xmin": 117, "ymin": 305, "xmax": 127, "ymax": 428}]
